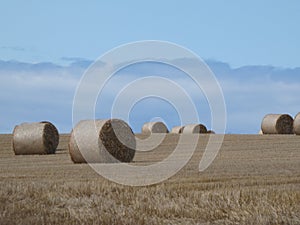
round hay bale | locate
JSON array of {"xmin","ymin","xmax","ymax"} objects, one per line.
[
  {"xmin": 182, "ymin": 124, "xmax": 207, "ymax": 134},
  {"xmin": 258, "ymin": 130, "xmax": 263, "ymax": 135},
  {"xmin": 12, "ymin": 121, "xmax": 59, "ymax": 155},
  {"xmin": 141, "ymin": 122, "xmax": 169, "ymax": 135},
  {"xmin": 69, "ymin": 119, "xmax": 136, "ymax": 163},
  {"xmin": 293, "ymin": 113, "xmax": 300, "ymax": 135},
  {"xmin": 261, "ymin": 114, "xmax": 294, "ymax": 134},
  {"xmin": 170, "ymin": 126, "xmax": 184, "ymax": 134},
  {"xmin": 207, "ymin": 130, "xmax": 215, "ymax": 134}
]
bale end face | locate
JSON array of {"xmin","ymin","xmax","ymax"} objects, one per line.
[
  {"xmin": 100, "ymin": 119, "xmax": 136, "ymax": 163},
  {"xmin": 42, "ymin": 122, "xmax": 59, "ymax": 154}
]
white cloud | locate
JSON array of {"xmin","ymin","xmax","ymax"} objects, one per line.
[
  {"xmin": 0, "ymin": 61, "xmax": 81, "ymax": 133},
  {"xmin": 0, "ymin": 59, "xmax": 299, "ymax": 134}
]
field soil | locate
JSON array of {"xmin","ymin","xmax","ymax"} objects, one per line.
[{"xmin": 0, "ymin": 134, "xmax": 299, "ymax": 224}]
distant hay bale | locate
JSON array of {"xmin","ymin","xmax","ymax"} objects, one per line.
[
  {"xmin": 12, "ymin": 121, "xmax": 59, "ymax": 155},
  {"xmin": 294, "ymin": 113, "xmax": 300, "ymax": 135},
  {"xmin": 69, "ymin": 119, "xmax": 136, "ymax": 163},
  {"xmin": 170, "ymin": 126, "xmax": 184, "ymax": 134},
  {"xmin": 182, "ymin": 124, "xmax": 207, "ymax": 134},
  {"xmin": 207, "ymin": 130, "xmax": 215, "ymax": 134},
  {"xmin": 142, "ymin": 122, "xmax": 169, "ymax": 135},
  {"xmin": 258, "ymin": 130, "xmax": 263, "ymax": 135},
  {"xmin": 261, "ymin": 114, "xmax": 294, "ymax": 134}
]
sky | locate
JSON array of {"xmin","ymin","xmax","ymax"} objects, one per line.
[
  {"xmin": 1, "ymin": 0, "xmax": 300, "ymax": 67},
  {"xmin": 0, "ymin": 1, "xmax": 300, "ymax": 134}
]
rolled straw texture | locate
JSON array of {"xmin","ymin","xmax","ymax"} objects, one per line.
[
  {"xmin": 293, "ymin": 113, "xmax": 300, "ymax": 135},
  {"xmin": 141, "ymin": 122, "xmax": 169, "ymax": 135},
  {"xmin": 13, "ymin": 121, "xmax": 59, "ymax": 155},
  {"xmin": 182, "ymin": 124, "xmax": 207, "ymax": 134},
  {"xmin": 69, "ymin": 119, "xmax": 136, "ymax": 163},
  {"xmin": 170, "ymin": 126, "xmax": 184, "ymax": 134},
  {"xmin": 261, "ymin": 114, "xmax": 293, "ymax": 134}
]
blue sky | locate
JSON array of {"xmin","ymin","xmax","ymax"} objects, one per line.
[
  {"xmin": 1, "ymin": 0, "xmax": 300, "ymax": 67},
  {"xmin": 0, "ymin": 1, "xmax": 300, "ymax": 134}
]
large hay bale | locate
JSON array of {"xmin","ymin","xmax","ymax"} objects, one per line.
[
  {"xmin": 69, "ymin": 119, "xmax": 136, "ymax": 163},
  {"xmin": 182, "ymin": 124, "xmax": 207, "ymax": 134},
  {"xmin": 170, "ymin": 126, "xmax": 184, "ymax": 134},
  {"xmin": 261, "ymin": 114, "xmax": 294, "ymax": 134},
  {"xmin": 141, "ymin": 122, "xmax": 169, "ymax": 135},
  {"xmin": 207, "ymin": 130, "xmax": 215, "ymax": 134},
  {"xmin": 293, "ymin": 113, "xmax": 300, "ymax": 135},
  {"xmin": 12, "ymin": 121, "xmax": 59, "ymax": 155}
]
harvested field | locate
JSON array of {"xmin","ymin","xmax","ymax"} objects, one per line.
[{"xmin": 0, "ymin": 134, "xmax": 300, "ymax": 224}]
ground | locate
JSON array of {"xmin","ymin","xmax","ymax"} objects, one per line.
[{"xmin": 0, "ymin": 134, "xmax": 299, "ymax": 224}]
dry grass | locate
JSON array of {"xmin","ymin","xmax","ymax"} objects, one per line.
[{"xmin": 0, "ymin": 134, "xmax": 300, "ymax": 224}]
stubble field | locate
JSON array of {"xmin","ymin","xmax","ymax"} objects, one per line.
[{"xmin": 0, "ymin": 134, "xmax": 299, "ymax": 224}]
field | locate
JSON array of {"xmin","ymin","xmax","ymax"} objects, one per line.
[{"xmin": 0, "ymin": 134, "xmax": 300, "ymax": 224}]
